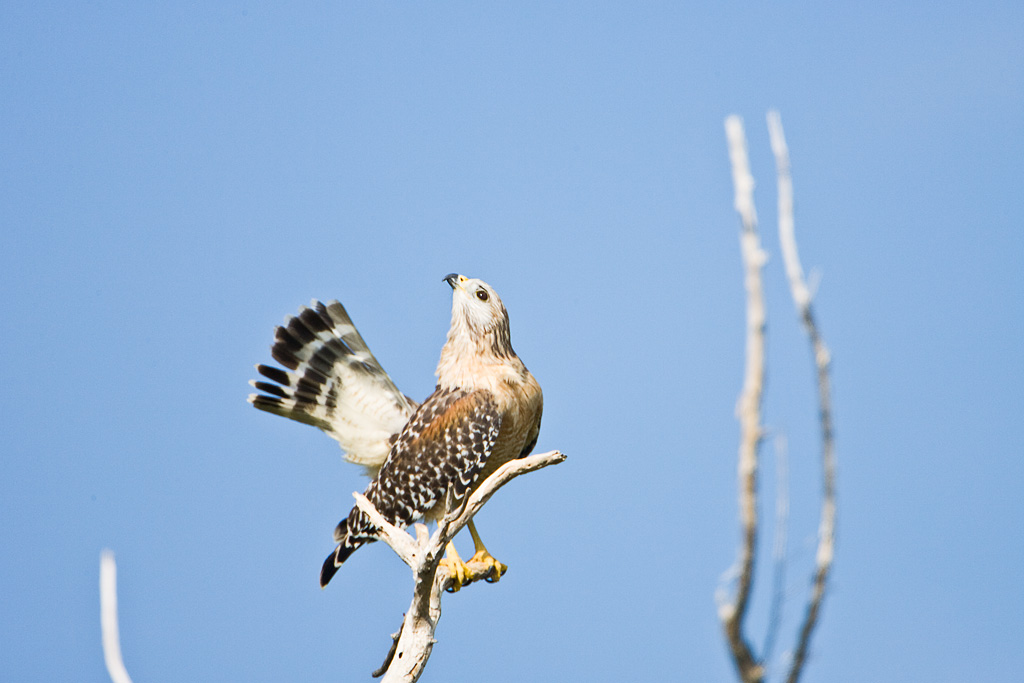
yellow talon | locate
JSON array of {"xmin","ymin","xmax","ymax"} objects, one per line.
[
  {"xmin": 439, "ymin": 542, "xmax": 470, "ymax": 592},
  {"xmin": 469, "ymin": 548, "xmax": 507, "ymax": 583},
  {"xmin": 468, "ymin": 520, "xmax": 507, "ymax": 583},
  {"xmin": 438, "ymin": 522, "xmax": 509, "ymax": 591}
]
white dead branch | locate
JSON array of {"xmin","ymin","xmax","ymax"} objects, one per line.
[
  {"xmin": 359, "ymin": 449, "xmax": 566, "ymax": 683},
  {"xmin": 100, "ymin": 550, "xmax": 134, "ymax": 683}
]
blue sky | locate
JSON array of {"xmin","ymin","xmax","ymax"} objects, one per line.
[{"xmin": 2, "ymin": 2, "xmax": 1021, "ymax": 681}]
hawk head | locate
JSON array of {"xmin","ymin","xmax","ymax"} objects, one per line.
[
  {"xmin": 443, "ymin": 273, "xmax": 510, "ymax": 337},
  {"xmin": 437, "ymin": 274, "xmax": 518, "ymax": 388}
]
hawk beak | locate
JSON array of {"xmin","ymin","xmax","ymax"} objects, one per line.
[{"xmin": 443, "ymin": 273, "xmax": 465, "ymax": 290}]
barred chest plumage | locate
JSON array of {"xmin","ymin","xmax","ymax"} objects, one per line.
[{"xmin": 416, "ymin": 361, "xmax": 542, "ymax": 523}]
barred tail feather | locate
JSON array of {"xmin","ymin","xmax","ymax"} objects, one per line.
[
  {"xmin": 319, "ymin": 519, "xmax": 366, "ymax": 588},
  {"xmin": 319, "ymin": 543, "xmax": 359, "ymax": 588},
  {"xmin": 249, "ymin": 299, "xmax": 418, "ymax": 471}
]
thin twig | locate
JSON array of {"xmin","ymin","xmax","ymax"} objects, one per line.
[
  {"xmin": 719, "ymin": 114, "xmax": 767, "ymax": 683},
  {"xmin": 767, "ymin": 110, "xmax": 837, "ymax": 683},
  {"xmin": 100, "ymin": 550, "xmax": 134, "ymax": 683}
]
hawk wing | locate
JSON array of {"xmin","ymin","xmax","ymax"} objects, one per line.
[
  {"xmin": 248, "ymin": 300, "xmax": 416, "ymax": 473},
  {"xmin": 320, "ymin": 387, "xmax": 502, "ymax": 586}
]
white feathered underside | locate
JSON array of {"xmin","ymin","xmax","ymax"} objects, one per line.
[{"xmin": 319, "ymin": 363, "xmax": 414, "ymax": 470}]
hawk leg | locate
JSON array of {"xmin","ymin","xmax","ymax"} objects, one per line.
[
  {"xmin": 467, "ymin": 520, "xmax": 507, "ymax": 583},
  {"xmin": 437, "ymin": 521, "xmax": 508, "ymax": 592},
  {"xmin": 439, "ymin": 541, "xmax": 471, "ymax": 593}
]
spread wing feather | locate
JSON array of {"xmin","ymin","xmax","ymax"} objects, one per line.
[{"xmin": 248, "ymin": 300, "xmax": 417, "ymax": 473}]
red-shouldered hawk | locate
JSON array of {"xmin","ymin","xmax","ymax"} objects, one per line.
[{"xmin": 249, "ymin": 274, "xmax": 543, "ymax": 589}]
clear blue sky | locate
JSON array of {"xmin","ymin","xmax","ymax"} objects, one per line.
[{"xmin": 2, "ymin": 3, "xmax": 1021, "ymax": 682}]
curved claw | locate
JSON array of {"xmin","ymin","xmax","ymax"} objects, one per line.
[
  {"xmin": 438, "ymin": 537, "xmax": 507, "ymax": 591},
  {"xmin": 439, "ymin": 556, "xmax": 468, "ymax": 593},
  {"xmin": 470, "ymin": 549, "xmax": 507, "ymax": 583}
]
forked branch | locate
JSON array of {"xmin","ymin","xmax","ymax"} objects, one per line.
[
  {"xmin": 718, "ymin": 112, "xmax": 836, "ymax": 683},
  {"xmin": 355, "ymin": 449, "xmax": 566, "ymax": 683}
]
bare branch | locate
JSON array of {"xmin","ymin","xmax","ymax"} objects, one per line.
[
  {"xmin": 440, "ymin": 449, "xmax": 566, "ymax": 543},
  {"xmin": 362, "ymin": 449, "xmax": 566, "ymax": 683},
  {"xmin": 719, "ymin": 114, "xmax": 767, "ymax": 683},
  {"xmin": 353, "ymin": 492, "xmax": 422, "ymax": 567},
  {"xmin": 767, "ymin": 109, "xmax": 837, "ymax": 683},
  {"xmin": 100, "ymin": 550, "xmax": 134, "ymax": 683}
]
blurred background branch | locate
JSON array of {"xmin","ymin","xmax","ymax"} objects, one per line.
[
  {"xmin": 767, "ymin": 109, "xmax": 837, "ymax": 683},
  {"xmin": 718, "ymin": 112, "xmax": 837, "ymax": 683},
  {"xmin": 718, "ymin": 114, "xmax": 768, "ymax": 683},
  {"xmin": 100, "ymin": 550, "xmax": 133, "ymax": 683}
]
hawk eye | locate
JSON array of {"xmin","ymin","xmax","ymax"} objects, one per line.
[{"xmin": 476, "ymin": 289, "xmax": 489, "ymax": 302}]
